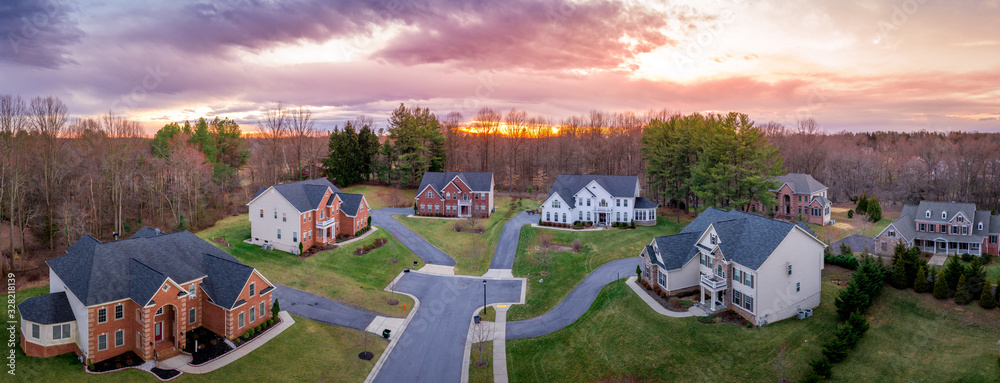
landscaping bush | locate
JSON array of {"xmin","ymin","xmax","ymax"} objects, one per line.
[
  {"xmin": 983, "ymin": 252, "xmax": 994, "ymax": 264},
  {"xmin": 954, "ymin": 274, "xmax": 971, "ymax": 305},
  {"xmin": 825, "ymin": 253, "xmax": 859, "ymax": 270},
  {"xmin": 272, "ymin": 299, "xmax": 281, "ymax": 316},
  {"xmin": 809, "ymin": 355, "xmax": 833, "ymax": 379},
  {"xmin": 943, "ymin": 255, "xmax": 965, "ymax": 290},
  {"xmin": 979, "ymin": 280, "xmax": 996, "ymax": 309},
  {"xmin": 913, "ymin": 266, "xmax": 929, "ymax": 293},
  {"xmin": 839, "ymin": 242, "xmax": 852, "ymax": 255},
  {"xmin": 866, "ymin": 196, "xmax": 882, "ymax": 222},
  {"xmin": 856, "ymin": 195, "xmax": 868, "ymax": 215},
  {"xmin": 653, "ymin": 285, "xmax": 662, "ymax": 295},
  {"xmin": 834, "ymin": 252, "xmax": 887, "ymax": 320},
  {"xmin": 933, "ymin": 269, "xmax": 950, "ymax": 299},
  {"xmin": 679, "ymin": 299, "xmax": 695, "ymax": 309},
  {"xmin": 847, "ymin": 209, "xmax": 854, "ymax": 218},
  {"xmin": 961, "ymin": 253, "xmax": 974, "ymax": 263},
  {"xmin": 696, "ymin": 314, "xmax": 717, "ymax": 324}
]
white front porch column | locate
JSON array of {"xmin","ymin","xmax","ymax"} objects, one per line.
[
  {"xmin": 700, "ymin": 284, "xmax": 705, "ymax": 305},
  {"xmin": 710, "ymin": 291, "xmax": 716, "ymax": 311}
]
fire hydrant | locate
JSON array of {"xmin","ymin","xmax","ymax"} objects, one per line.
[{"xmin": 403, "ymin": 303, "xmax": 407, "ymax": 310}]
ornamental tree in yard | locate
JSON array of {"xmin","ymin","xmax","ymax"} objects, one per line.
[
  {"xmin": 954, "ymin": 274, "xmax": 971, "ymax": 305},
  {"xmin": 866, "ymin": 196, "xmax": 882, "ymax": 222},
  {"xmin": 913, "ymin": 266, "xmax": 929, "ymax": 293},
  {"xmin": 980, "ymin": 280, "xmax": 996, "ymax": 309},
  {"xmin": 933, "ymin": 270, "xmax": 950, "ymax": 299}
]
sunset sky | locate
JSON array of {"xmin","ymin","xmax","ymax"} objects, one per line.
[{"xmin": 2, "ymin": 0, "xmax": 999, "ymax": 134}]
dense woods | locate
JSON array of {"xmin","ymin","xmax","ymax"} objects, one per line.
[{"xmin": 4, "ymin": 93, "xmax": 1000, "ymax": 275}]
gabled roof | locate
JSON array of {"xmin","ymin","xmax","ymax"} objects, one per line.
[
  {"xmin": 417, "ymin": 172, "xmax": 494, "ymax": 195},
  {"xmin": 915, "ymin": 201, "xmax": 976, "ymax": 223},
  {"xmin": 547, "ymin": 174, "xmax": 639, "ymax": 209},
  {"xmin": 830, "ymin": 234, "xmax": 875, "ymax": 254},
  {"xmin": 974, "ymin": 211, "xmax": 991, "ymax": 236},
  {"xmin": 773, "ymin": 173, "xmax": 827, "ymax": 194},
  {"xmin": 992, "ymin": 215, "xmax": 1000, "ymax": 234},
  {"xmin": 334, "ymin": 192, "xmax": 366, "ymax": 215},
  {"xmin": 812, "ymin": 195, "xmax": 831, "ymax": 207},
  {"xmin": 129, "ymin": 226, "xmax": 163, "ymax": 239},
  {"xmin": 635, "ymin": 197, "xmax": 659, "ymax": 209},
  {"xmin": 18, "ymin": 292, "xmax": 75, "ymax": 324},
  {"xmin": 46, "ymin": 230, "xmax": 255, "ymax": 307},
  {"xmin": 652, "ymin": 209, "xmax": 821, "ymax": 271},
  {"xmin": 250, "ymin": 178, "xmax": 342, "ymax": 212},
  {"xmin": 881, "ymin": 205, "xmax": 917, "ymax": 242},
  {"xmin": 202, "ymin": 253, "xmax": 255, "ymax": 310}
]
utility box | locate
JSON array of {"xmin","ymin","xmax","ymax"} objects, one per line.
[{"xmin": 382, "ymin": 329, "xmax": 391, "ymax": 339}]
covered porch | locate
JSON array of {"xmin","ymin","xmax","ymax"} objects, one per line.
[
  {"xmin": 914, "ymin": 238, "xmax": 981, "ymax": 256},
  {"xmin": 698, "ymin": 273, "xmax": 727, "ymax": 312}
]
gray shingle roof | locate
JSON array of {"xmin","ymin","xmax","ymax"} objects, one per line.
[
  {"xmin": 915, "ymin": 201, "xmax": 977, "ymax": 223},
  {"xmin": 546, "ymin": 174, "xmax": 639, "ymax": 209},
  {"xmin": 635, "ymin": 197, "xmax": 658, "ymax": 209},
  {"xmin": 255, "ymin": 178, "xmax": 342, "ymax": 212},
  {"xmin": 884, "ymin": 205, "xmax": 918, "ymax": 241},
  {"xmin": 992, "ymin": 216, "xmax": 1000, "ymax": 233},
  {"xmin": 129, "ymin": 226, "xmax": 163, "ymax": 239},
  {"xmin": 46, "ymin": 230, "xmax": 258, "ymax": 308},
  {"xmin": 773, "ymin": 173, "xmax": 827, "ymax": 194},
  {"xmin": 18, "ymin": 292, "xmax": 75, "ymax": 324},
  {"xmin": 334, "ymin": 192, "xmax": 365, "ymax": 215},
  {"xmin": 652, "ymin": 209, "xmax": 817, "ymax": 271},
  {"xmin": 416, "ymin": 171, "xmax": 494, "ymax": 195},
  {"xmin": 974, "ymin": 211, "xmax": 991, "ymax": 236},
  {"xmin": 812, "ymin": 195, "xmax": 832, "ymax": 207},
  {"xmin": 202, "ymin": 253, "xmax": 255, "ymax": 310}
]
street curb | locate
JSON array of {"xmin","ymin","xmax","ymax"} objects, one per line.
[{"xmin": 364, "ymin": 271, "xmax": 422, "ymax": 383}]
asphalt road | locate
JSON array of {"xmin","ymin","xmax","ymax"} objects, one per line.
[
  {"xmin": 372, "ymin": 272, "xmax": 523, "ymax": 383},
  {"xmin": 488, "ymin": 211, "xmax": 538, "ymax": 270},
  {"xmin": 272, "ymin": 284, "xmax": 376, "ymax": 330},
  {"xmin": 370, "ymin": 208, "xmax": 456, "ymax": 266},
  {"xmin": 505, "ymin": 257, "xmax": 639, "ymax": 340}
]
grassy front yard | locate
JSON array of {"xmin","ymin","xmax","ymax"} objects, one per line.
[
  {"xmin": 7, "ymin": 287, "xmax": 386, "ymax": 382},
  {"xmin": 197, "ymin": 215, "xmax": 415, "ymax": 317},
  {"xmin": 339, "ymin": 184, "xmax": 416, "ymax": 210},
  {"xmin": 507, "ymin": 267, "xmax": 1000, "ymax": 382},
  {"xmin": 810, "ymin": 203, "xmax": 898, "ymax": 244},
  {"xmin": 506, "ymin": 217, "xmax": 690, "ymax": 322},
  {"xmin": 395, "ymin": 196, "xmax": 541, "ymax": 275},
  {"xmin": 469, "ymin": 341, "xmax": 494, "ymax": 383}
]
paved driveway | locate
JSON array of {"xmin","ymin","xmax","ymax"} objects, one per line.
[
  {"xmin": 372, "ymin": 272, "xmax": 523, "ymax": 383},
  {"xmin": 489, "ymin": 211, "xmax": 538, "ymax": 270},
  {"xmin": 506, "ymin": 257, "xmax": 639, "ymax": 339},
  {"xmin": 371, "ymin": 208, "xmax": 456, "ymax": 266},
  {"xmin": 272, "ymin": 285, "xmax": 376, "ymax": 330}
]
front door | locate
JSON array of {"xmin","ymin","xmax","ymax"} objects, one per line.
[{"xmin": 155, "ymin": 322, "xmax": 163, "ymax": 342}]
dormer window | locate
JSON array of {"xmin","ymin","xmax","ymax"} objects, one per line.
[
  {"xmin": 710, "ymin": 233, "xmax": 717, "ymax": 245},
  {"xmin": 942, "ymin": 211, "xmax": 947, "ymax": 219},
  {"xmin": 925, "ymin": 211, "xmax": 930, "ymax": 218},
  {"xmin": 979, "ymin": 222, "xmax": 984, "ymax": 231},
  {"xmin": 958, "ymin": 216, "xmax": 963, "ymax": 222}
]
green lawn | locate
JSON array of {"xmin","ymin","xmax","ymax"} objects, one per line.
[
  {"xmin": 506, "ymin": 217, "xmax": 690, "ymax": 321},
  {"xmin": 507, "ymin": 278, "xmax": 842, "ymax": 382},
  {"xmin": 197, "ymin": 215, "xmax": 415, "ymax": 317},
  {"xmin": 469, "ymin": 341, "xmax": 494, "ymax": 383},
  {"xmin": 7, "ymin": 287, "xmax": 386, "ymax": 382},
  {"xmin": 339, "ymin": 184, "xmax": 416, "ymax": 210},
  {"xmin": 395, "ymin": 196, "xmax": 542, "ymax": 275}
]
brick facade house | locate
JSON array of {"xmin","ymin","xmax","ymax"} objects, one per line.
[
  {"xmin": 640, "ymin": 208, "xmax": 826, "ymax": 325},
  {"xmin": 874, "ymin": 201, "xmax": 1000, "ymax": 256},
  {"xmin": 248, "ymin": 178, "xmax": 370, "ymax": 254},
  {"xmin": 18, "ymin": 228, "xmax": 276, "ymax": 365},
  {"xmin": 752, "ymin": 173, "xmax": 832, "ymax": 225},
  {"xmin": 414, "ymin": 171, "xmax": 495, "ymax": 218}
]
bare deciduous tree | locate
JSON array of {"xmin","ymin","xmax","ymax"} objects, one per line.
[{"xmin": 288, "ymin": 105, "xmax": 316, "ymax": 180}]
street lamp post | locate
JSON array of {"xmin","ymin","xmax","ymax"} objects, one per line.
[{"xmin": 483, "ymin": 280, "xmax": 487, "ymax": 316}]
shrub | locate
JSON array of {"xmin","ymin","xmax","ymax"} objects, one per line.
[
  {"xmin": 847, "ymin": 209, "xmax": 854, "ymax": 218},
  {"xmin": 932, "ymin": 269, "xmax": 950, "ymax": 299},
  {"xmin": 866, "ymin": 196, "xmax": 882, "ymax": 222},
  {"xmin": 979, "ymin": 280, "xmax": 996, "ymax": 309},
  {"xmin": 272, "ymin": 299, "xmax": 281, "ymax": 316},
  {"xmin": 839, "ymin": 242, "xmax": 852, "ymax": 255},
  {"xmin": 635, "ymin": 265, "xmax": 641, "ymax": 278},
  {"xmin": 961, "ymin": 253, "xmax": 974, "ymax": 263},
  {"xmin": 943, "ymin": 255, "xmax": 964, "ymax": 290},
  {"xmin": 679, "ymin": 299, "xmax": 695, "ymax": 309},
  {"xmin": 367, "ymin": 216, "xmax": 372, "ymax": 227},
  {"xmin": 696, "ymin": 314, "xmax": 717, "ymax": 324},
  {"xmin": 653, "ymin": 285, "xmax": 662, "ymax": 295},
  {"xmin": 825, "ymin": 253, "xmax": 859, "ymax": 270},
  {"xmin": 571, "ymin": 239, "xmax": 582, "ymax": 252},
  {"xmin": 913, "ymin": 266, "xmax": 929, "ymax": 293},
  {"xmin": 821, "ymin": 336, "xmax": 849, "ymax": 363},
  {"xmin": 809, "ymin": 355, "xmax": 833, "ymax": 379},
  {"xmin": 242, "ymin": 332, "xmax": 250, "ymax": 340},
  {"xmin": 983, "ymin": 252, "xmax": 994, "ymax": 264},
  {"xmin": 954, "ymin": 274, "xmax": 971, "ymax": 305},
  {"xmin": 255, "ymin": 325, "xmax": 262, "ymax": 333},
  {"xmin": 856, "ymin": 195, "xmax": 868, "ymax": 215}
]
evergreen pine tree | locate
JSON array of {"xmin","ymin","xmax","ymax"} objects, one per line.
[
  {"xmin": 932, "ymin": 269, "xmax": 950, "ymax": 299},
  {"xmin": 866, "ymin": 196, "xmax": 882, "ymax": 222},
  {"xmin": 856, "ymin": 195, "xmax": 868, "ymax": 215},
  {"xmin": 979, "ymin": 280, "xmax": 996, "ymax": 309},
  {"xmin": 913, "ymin": 266, "xmax": 929, "ymax": 293},
  {"xmin": 942, "ymin": 255, "xmax": 965, "ymax": 290},
  {"xmin": 890, "ymin": 243, "xmax": 908, "ymax": 288},
  {"xmin": 954, "ymin": 274, "xmax": 971, "ymax": 305},
  {"xmin": 968, "ymin": 257, "xmax": 986, "ymax": 298}
]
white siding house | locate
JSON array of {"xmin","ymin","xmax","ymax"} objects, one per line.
[{"xmin": 540, "ymin": 174, "xmax": 658, "ymax": 227}]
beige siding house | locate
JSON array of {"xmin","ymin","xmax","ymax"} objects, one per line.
[{"xmin": 641, "ymin": 208, "xmax": 826, "ymax": 325}]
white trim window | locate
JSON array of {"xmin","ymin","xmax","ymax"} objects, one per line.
[
  {"xmin": 189, "ymin": 284, "xmax": 197, "ymax": 299},
  {"xmin": 239, "ymin": 312, "xmax": 245, "ymax": 328},
  {"xmin": 744, "ymin": 296, "xmax": 753, "ymax": 312},
  {"xmin": 189, "ymin": 308, "xmax": 197, "ymax": 324},
  {"xmin": 260, "ymin": 302, "xmax": 265, "ymax": 319},
  {"xmin": 114, "ymin": 304, "xmax": 124, "ymax": 320},
  {"xmin": 98, "ymin": 334, "xmax": 107, "ymax": 350},
  {"xmin": 250, "ymin": 282, "xmax": 256, "ymax": 296},
  {"xmin": 787, "ymin": 264, "xmax": 793, "ymax": 275},
  {"xmin": 277, "ymin": 228, "xmax": 282, "ymax": 239},
  {"xmin": 115, "ymin": 329, "xmax": 124, "ymax": 347},
  {"xmin": 796, "ymin": 282, "xmax": 801, "ymax": 292},
  {"xmin": 156, "ymin": 307, "xmax": 163, "ymax": 316},
  {"xmin": 97, "ymin": 308, "xmax": 107, "ymax": 323},
  {"xmin": 426, "ymin": 191, "xmax": 433, "ymax": 198},
  {"xmin": 552, "ymin": 200, "xmax": 561, "ymax": 208},
  {"xmin": 31, "ymin": 323, "xmax": 40, "ymax": 339},
  {"xmin": 250, "ymin": 307, "xmax": 256, "ymax": 322},
  {"xmin": 658, "ymin": 271, "xmax": 666, "ymax": 287},
  {"xmin": 733, "ymin": 290, "xmax": 742, "ymax": 306},
  {"xmin": 53, "ymin": 323, "xmax": 71, "ymax": 340}
]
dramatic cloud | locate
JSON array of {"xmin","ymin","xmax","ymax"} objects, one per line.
[{"xmin": 0, "ymin": 0, "xmax": 85, "ymax": 67}]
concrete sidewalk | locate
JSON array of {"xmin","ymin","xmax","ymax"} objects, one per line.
[
  {"xmin": 492, "ymin": 305, "xmax": 510, "ymax": 383},
  {"xmin": 625, "ymin": 277, "xmax": 694, "ymax": 318},
  {"xmin": 169, "ymin": 311, "xmax": 296, "ymax": 374}
]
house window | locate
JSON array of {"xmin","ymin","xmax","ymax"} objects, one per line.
[
  {"xmin": 734, "ymin": 268, "xmax": 742, "ymax": 284},
  {"xmin": 282, "ymin": 213, "xmax": 286, "ymax": 222},
  {"xmin": 260, "ymin": 302, "xmax": 265, "ymax": 318},
  {"xmin": 716, "ymin": 264, "xmax": 724, "ymax": 278},
  {"xmin": 700, "ymin": 253, "xmax": 705, "ymax": 266},
  {"xmin": 553, "ymin": 200, "xmax": 560, "ymax": 208},
  {"xmin": 546, "ymin": 212, "xmax": 551, "ymax": 221},
  {"xmin": 710, "ymin": 233, "xmax": 717, "ymax": 245},
  {"xmin": 259, "ymin": 209, "xmax": 263, "ymax": 218},
  {"xmin": 617, "ymin": 212, "xmax": 621, "ymax": 221},
  {"xmin": 616, "ymin": 199, "xmax": 621, "ymax": 207},
  {"xmin": 962, "ymin": 226, "xmax": 968, "ymax": 235},
  {"xmin": 979, "ymin": 222, "xmax": 984, "ymax": 231},
  {"xmin": 587, "ymin": 199, "xmax": 591, "ymax": 207},
  {"xmin": 250, "ymin": 282, "xmax": 256, "ymax": 297},
  {"xmin": 733, "ymin": 290, "xmax": 742, "ymax": 306},
  {"xmin": 156, "ymin": 307, "xmax": 163, "ymax": 316},
  {"xmin": 644, "ymin": 265, "xmax": 650, "ymax": 279},
  {"xmin": 798, "ymin": 195, "xmax": 802, "ymax": 202},
  {"xmin": 942, "ymin": 211, "xmax": 947, "ymax": 219},
  {"xmin": 925, "ymin": 211, "xmax": 931, "ymax": 218},
  {"xmin": 929, "ymin": 225, "xmax": 935, "ymax": 233},
  {"xmin": 940, "ymin": 225, "xmax": 947, "ymax": 233},
  {"xmin": 578, "ymin": 211, "xmax": 583, "ymax": 221},
  {"xmin": 958, "ymin": 216, "xmax": 964, "ymax": 222},
  {"xmin": 115, "ymin": 330, "xmax": 124, "ymax": 347},
  {"xmin": 446, "ymin": 192, "xmax": 451, "ymax": 199},
  {"xmin": 796, "ymin": 282, "xmax": 801, "ymax": 292},
  {"xmin": 919, "ymin": 223, "xmax": 926, "ymax": 231},
  {"xmin": 991, "ymin": 236, "xmax": 997, "ymax": 244},
  {"xmin": 972, "ymin": 243, "xmax": 980, "ymax": 250},
  {"xmin": 952, "ymin": 226, "xmax": 958, "ymax": 234},
  {"xmin": 239, "ymin": 312, "xmax": 245, "ymax": 328},
  {"xmin": 31, "ymin": 323, "xmax": 39, "ymax": 339},
  {"xmin": 98, "ymin": 308, "xmax": 107, "ymax": 323},
  {"xmin": 277, "ymin": 229, "xmax": 282, "ymax": 239},
  {"xmin": 435, "ymin": 204, "xmax": 440, "ymax": 213},
  {"xmin": 746, "ymin": 274, "xmax": 753, "ymax": 288},
  {"xmin": 624, "ymin": 212, "xmax": 628, "ymax": 221},
  {"xmin": 292, "ymin": 231, "xmax": 298, "ymax": 242},
  {"xmin": 888, "ymin": 231, "xmax": 895, "ymax": 237},
  {"xmin": 624, "ymin": 199, "xmax": 628, "ymax": 207},
  {"xmin": 787, "ymin": 264, "xmax": 793, "ymax": 275},
  {"xmin": 114, "ymin": 304, "xmax": 123, "ymax": 320},
  {"xmin": 250, "ymin": 307, "xmax": 256, "ymax": 322},
  {"xmin": 53, "ymin": 323, "xmax": 70, "ymax": 340},
  {"xmin": 189, "ymin": 284, "xmax": 196, "ymax": 299},
  {"xmin": 420, "ymin": 204, "xmax": 425, "ymax": 212},
  {"xmin": 587, "ymin": 212, "xmax": 591, "ymax": 221},
  {"xmin": 98, "ymin": 334, "xmax": 107, "ymax": 350},
  {"xmin": 189, "ymin": 308, "xmax": 196, "ymax": 324},
  {"xmin": 274, "ymin": 210, "xmax": 277, "ymax": 219},
  {"xmin": 658, "ymin": 271, "xmax": 665, "ymax": 286},
  {"xmin": 744, "ymin": 296, "xmax": 753, "ymax": 312},
  {"xmin": 426, "ymin": 191, "xmax": 433, "ymax": 198},
  {"xmin": 562, "ymin": 213, "xmax": 567, "ymax": 223}
]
